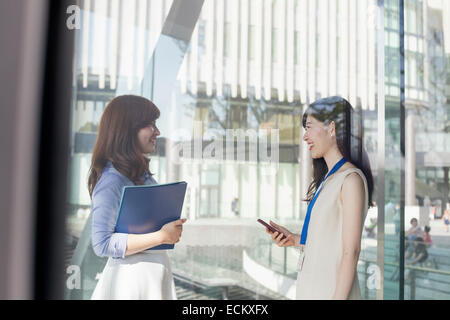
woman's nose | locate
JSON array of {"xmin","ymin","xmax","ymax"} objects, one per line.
[{"xmin": 303, "ymin": 132, "xmax": 308, "ymax": 141}]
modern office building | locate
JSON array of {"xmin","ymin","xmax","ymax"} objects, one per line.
[
  {"xmin": 61, "ymin": 0, "xmax": 450, "ymax": 300},
  {"xmin": 1, "ymin": 0, "xmax": 448, "ymax": 300}
]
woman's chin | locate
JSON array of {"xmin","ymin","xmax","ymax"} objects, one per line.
[
  {"xmin": 144, "ymin": 145, "xmax": 155, "ymax": 154},
  {"xmin": 311, "ymin": 152, "xmax": 323, "ymax": 159}
]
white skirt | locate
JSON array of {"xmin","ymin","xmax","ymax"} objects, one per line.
[{"xmin": 91, "ymin": 250, "xmax": 177, "ymax": 300}]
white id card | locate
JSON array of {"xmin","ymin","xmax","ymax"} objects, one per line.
[{"xmin": 297, "ymin": 248, "xmax": 305, "ymax": 272}]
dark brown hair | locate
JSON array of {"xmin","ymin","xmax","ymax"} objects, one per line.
[
  {"xmin": 88, "ymin": 95, "xmax": 160, "ymax": 197},
  {"xmin": 302, "ymin": 96, "xmax": 374, "ymax": 207}
]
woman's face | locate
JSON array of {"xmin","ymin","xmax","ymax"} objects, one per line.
[
  {"xmin": 137, "ymin": 120, "xmax": 160, "ymax": 154},
  {"xmin": 303, "ymin": 115, "xmax": 335, "ymax": 159}
]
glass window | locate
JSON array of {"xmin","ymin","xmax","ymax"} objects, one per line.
[
  {"xmin": 294, "ymin": 31, "xmax": 300, "ymax": 65},
  {"xmin": 248, "ymin": 25, "xmax": 256, "ymax": 61},
  {"xmin": 63, "ymin": 0, "xmax": 450, "ymax": 301},
  {"xmin": 272, "ymin": 28, "xmax": 278, "ymax": 63},
  {"xmin": 224, "ymin": 22, "xmax": 231, "ymax": 58}
]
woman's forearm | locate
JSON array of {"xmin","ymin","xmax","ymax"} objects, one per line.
[
  {"xmin": 125, "ymin": 231, "xmax": 165, "ymax": 256},
  {"xmin": 333, "ymin": 251, "xmax": 360, "ymax": 299}
]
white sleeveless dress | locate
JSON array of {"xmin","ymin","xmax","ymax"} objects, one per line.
[{"xmin": 296, "ymin": 168, "xmax": 369, "ymax": 300}]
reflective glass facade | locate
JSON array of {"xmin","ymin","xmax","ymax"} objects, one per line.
[{"xmin": 64, "ymin": 0, "xmax": 450, "ymax": 300}]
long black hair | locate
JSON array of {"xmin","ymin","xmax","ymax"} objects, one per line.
[{"xmin": 302, "ymin": 96, "xmax": 374, "ymax": 207}]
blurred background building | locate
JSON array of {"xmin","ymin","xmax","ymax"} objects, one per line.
[{"xmin": 60, "ymin": 0, "xmax": 450, "ymax": 300}]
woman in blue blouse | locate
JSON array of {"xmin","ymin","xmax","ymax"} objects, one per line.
[{"xmin": 88, "ymin": 95, "xmax": 186, "ymax": 299}]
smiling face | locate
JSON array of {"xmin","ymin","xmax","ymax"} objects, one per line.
[
  {"xmin": 302, "ymin": 115, "xmax": 336, "ymax": 159},
  {"xmin": 137, "ymin": 120, "xmax": 160, "ymax": 154}
]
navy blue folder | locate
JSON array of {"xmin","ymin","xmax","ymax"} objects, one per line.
[{"xmin": 115, "ymin": 181, "xmax": 187, "ymax": 250}]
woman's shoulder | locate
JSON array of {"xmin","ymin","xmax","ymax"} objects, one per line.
[
  {"xmin": 340, "ymin": 171, "xmax": 365, "ymax": 194},
  {"xmin": 339, "ymin": 162, "xmax": 358, "ymax": 172},
  {"xmin": 93, "ymin": 164, "xmax": 131, "ymax": 194},
  {"xmin": 338, "ymin": 165, "xmax": 366, "ymax": 202},
  {"xmin": 337, "ymin": 164, "xmax": 366, "ymax": 184},
  {"xmin": 99, "ymin": 169, "xmax": 129, "ymax": 184},
  {"xmin": 101, "ymin": 163, "xmax": 129, "ymax": 181}
]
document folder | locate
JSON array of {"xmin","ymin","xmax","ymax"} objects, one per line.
[{"xmin": 115, "ymin": 181, "xmax": 187, "ymax": 250}]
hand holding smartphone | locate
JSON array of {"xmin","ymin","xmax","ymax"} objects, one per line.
[{"xmin": 257, "ymin": 219, "xmax": 287, "ymax": 240}]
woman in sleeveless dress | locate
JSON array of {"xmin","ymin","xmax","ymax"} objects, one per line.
[
  {"xmin": 88, "ymin": 95, "xmax": 186, "ymax": 300},
  {"xmin": 265, "ymin": 96, "xmax": 374, "ymax": 300}
]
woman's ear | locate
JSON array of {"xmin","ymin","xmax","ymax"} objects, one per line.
[{"xmin": 328, "ymin": 121, "xmax": 336, "ymax": 137}]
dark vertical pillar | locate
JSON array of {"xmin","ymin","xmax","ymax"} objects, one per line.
[
  {"xmin": 399, "ymin": 0, "xmax": 406, "ymax": 300},
  {"xmin": 443, "ymin": 167, "xmax": 449, "ymax": 217},
  {"xmin": 34, "ymin": 0, "xmax": 75, "ymax": 299},
  {"xmin": 376, "ymin": 0, "xmax": 385, "ymax": 300}
]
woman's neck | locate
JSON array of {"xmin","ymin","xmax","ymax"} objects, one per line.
[{"xmin": 323, "ymin": 146, "xmax": 344, "ymax": 173}]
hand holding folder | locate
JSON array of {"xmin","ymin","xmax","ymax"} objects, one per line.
[
  {"xmin": 160, "ymin": 218, "xmax": 187, "ymax": 244},
  {"xmin": 115, "ymin": 181, "xmax": 188, "ymax": 250}
]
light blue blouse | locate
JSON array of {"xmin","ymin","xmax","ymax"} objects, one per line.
[{"xmin": 91, "ymin": 161, "xmax": 157, "ymax": 259}]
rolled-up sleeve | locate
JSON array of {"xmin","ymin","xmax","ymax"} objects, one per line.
[{"xmin": 91, "ymin": 173, "xmax": 129, "ymax": 259}]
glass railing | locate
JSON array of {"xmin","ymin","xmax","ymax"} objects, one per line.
[
  {"xmin": 244, "ymin": 232, "xmax": 450, "ymax": 300},
  {"xmin": 245, "ymin": 238, "xmax": 299, "ymax": 279},
  {"xmin": 65, "ymin": 217, "xmax": 294, "ymax": 300},
  {"xmin": 65, "ymin": 211, "xmax": 450, "ymax": 300}
]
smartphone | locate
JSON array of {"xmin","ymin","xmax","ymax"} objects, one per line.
[{"xmin": 257, "ymin": 219, "xmax": 287, "ymax": 240}]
